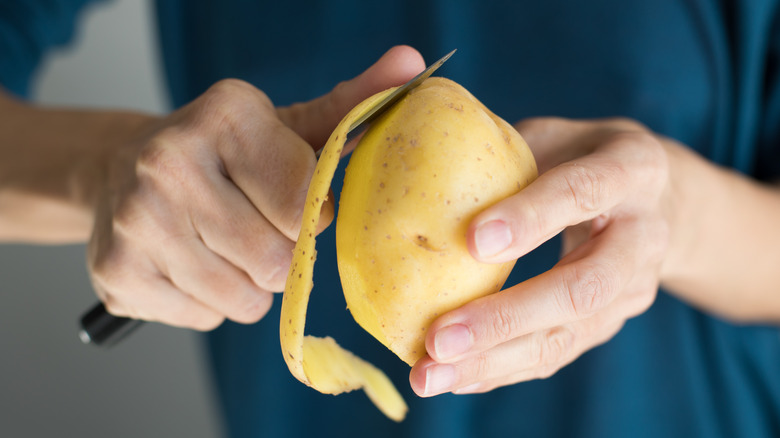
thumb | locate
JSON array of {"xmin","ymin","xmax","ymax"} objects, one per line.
[{"xmin": 277, "ymin": 45, "xmax": 426, "ymax": 149}]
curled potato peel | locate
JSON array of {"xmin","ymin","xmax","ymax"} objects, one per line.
[
  {"xmin": 280, "ymin": 77, "xmax": 537, "ymax": 421},
  {"xmin": 280, "ymin": 86, "xmax": 407, "ymax": 422}
]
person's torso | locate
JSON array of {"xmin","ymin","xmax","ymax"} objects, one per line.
[{"xmin": 153, "ymin": 1, "xmax": 780, "ymax": 436}]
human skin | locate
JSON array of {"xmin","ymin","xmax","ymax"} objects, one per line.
[
  {"xmin": 2, "ymin": 45, "xmax": 779, "ymax": 397},
  {"xmin": 0, "ymin": 45, "xmax": 426, "ymax": 329},
  {"xmin": 409, "ymin": 117, "xmax": 780, "ymax": 396}
]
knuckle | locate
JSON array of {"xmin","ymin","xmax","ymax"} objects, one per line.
[
  {"xmin": 467, "ymin": 354, "xmax": 489, "ymax": 384},
  {"xmin": 560, "ymin": 263, "xmax": 618, "ymax": 317},
  {"xmin": 199, "ymin": 79, "xmax": 274, "ymax": 133},
  {"xmin": 246, "ymin": 242, "xmax": 293, "ymax": 292},
  {"xmin": 532, "ymin": 326, "xmax": 575, "ymax": 369},
  {"xmin": 135, "ymin": 138, "xmax": 198, "ymax": 190},
  {"xmin": 232, "ymin": 293, "xmax": 273, "ymax": 324},
  {"xmin": 254, "ymin": 266, "xmax": 287, "ymax": 293},
  {"xmin": 111, "ymin": 189, "xmax": 181, "ymax": 246},
  {"xmin": 609, "ymin": 129, "xmax": 668, "ymax": 190},
  {"xmin": 543, "ymin": 327, "xmax": 576, "ymax": 365},
  {"xmin": 470, "ymin": 351, "xmax": 497, "ymax": 382},
  {"xmin": 208, "ymin": 78, "xmax": 271, "ymax": 106},
  {"xmin": 209, "ymin": 217, "xmax": 295, "ymax": 292},
  {"xmin": 560, "ymin": 163, "xmax": 609, "ymax": 214},
  {"xmin": 489, "ymin": 300, "xmax": 522, "ymax": 341}
]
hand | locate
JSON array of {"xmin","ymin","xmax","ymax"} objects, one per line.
[
  {"xmin": 88, "ymin": 46, "xmax": 425, "ymax": 330},
  {"xmin": 410, "ymin": 117, "xmax": 672, "ymax": 396}
]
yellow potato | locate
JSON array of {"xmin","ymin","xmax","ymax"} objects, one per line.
[
  {"xmin": 280, "ymin": 77, "xmax": 536, "ymax": 421},
  {"xmin": 337, "ymin": 77, "xmax": 537, "ymax": 365}
]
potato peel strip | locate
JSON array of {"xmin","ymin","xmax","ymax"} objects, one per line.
[{"xmin": 280, "ymin": 87, "xmax": 408, "ymax": 422}]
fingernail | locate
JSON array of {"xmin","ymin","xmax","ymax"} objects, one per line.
[
  {"xmin": 474, "ymin": 220, "xmax": 512, "ymax": 258},
  {"xmin": 434, "ymin": 324, "xmax": 472, "ymax": 361},
  {"xmin": 424, "ymin": 364, "xmax": 456, "ymax": 396}
]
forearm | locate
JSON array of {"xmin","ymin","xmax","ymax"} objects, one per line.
[
  {"xmin": 661, "ymin": 140, "xmax": 780, "ymax": 323},
  {"xmin": 0, "ymin": 89, "xmax": 156, "ymax": 243}
]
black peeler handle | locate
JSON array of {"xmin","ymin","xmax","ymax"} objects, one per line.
[{"xmin": 79, "ymin": 302, "xmax": 144, "ymax": 347}]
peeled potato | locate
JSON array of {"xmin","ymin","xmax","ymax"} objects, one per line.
[
  {"xmin": 337, "ymin": 77, "xmax": 537, "ymax": 365},
  {"xmin": 280, "ymin": 77, "xmax": 537, "ymax": 421}
]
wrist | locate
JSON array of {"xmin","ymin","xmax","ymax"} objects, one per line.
[
  {"xmin": 80, "ymin": 111, "xmax": 159, "ymax": 212},
  {"xmin": 0, "ymin": 97, "xmax": 160, "ymax": 242},
  {"xmin": 657, "ymin": 138, "xmax": 780, "ymax": 321},
  {"xmin": 657, "ymin": 139, "xmax": 707, "ymax": 290}
]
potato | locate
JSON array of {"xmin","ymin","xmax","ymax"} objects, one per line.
[
  {"xmin": 280, "ymin": 77, "xmax": 536, "ymax": 421},
  {"xmin": 337, "ymin": 77, "xmax": 537, "ymax": 365}
]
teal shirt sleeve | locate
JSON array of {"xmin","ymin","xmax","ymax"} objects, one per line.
[{"xmin": 0, "ymin": 0, "xmax": 102, "ymax": 97}]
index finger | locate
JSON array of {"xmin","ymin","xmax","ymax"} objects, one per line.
[{"xmin": 467, "ymin": 130, "xmax": 664, "ymax": 264}]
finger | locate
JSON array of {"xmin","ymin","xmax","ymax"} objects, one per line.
[
  {"xmin": 91, "ymin": 256, "xmax": 225, "ymax": 331},
  {"xmin": 451, "ymin": 278, "xmax": 657, "ymax": 395},
  {"xmin": 212, "ymin": 99, "xmax": 326, "ymax": 242},
  {"xmin": 277, "ymin": 45, "xmax": 426, "ymax": 149},
  {"xmin": 172, "ymin": 78, "xmax": 332, "ymax": 243},
  {"xmin": 450, "ymin": 268, "xmax": 661, "ymax": 395},
  {"xmin": 514, "ymin": 117, "xmax": 647, "ymax": 173},
  {"xmin": 411, "ymin": 314, "xmax": 625, "ymax": 397},
  {"xmin": 158, "ymin": 235, "xmax": 275, "ymax": 324},
  {"xmin": 190, "ymin": 171, "xmax": 298, "ymax": 291},
  {"xmin": 467, "ymin": 130, "xmax": 662, "ymax": 263},
  {"xmin": 428, "ymin": 218, "xmax": 646, "ymax": 364},
  {"xmin": 452, "ymin": 320, "xmax": 625, "ymax": 396},
  {"xmin": 129, "ymin": 135, "xmax": 305, "ymax": 289}
]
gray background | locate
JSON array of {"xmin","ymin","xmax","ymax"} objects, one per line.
[{"xmin": 1, "ymin": 1, "xmax": 222, "ymax": 437}]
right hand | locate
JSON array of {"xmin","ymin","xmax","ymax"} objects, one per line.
[{"xmin": 87, "ymin": 46, "xmax": 425, "ymax": 330}]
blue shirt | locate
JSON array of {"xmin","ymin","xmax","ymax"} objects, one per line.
[{"xmin": 4, "ymin": 1, "xmax": 780, "ymax": 436}]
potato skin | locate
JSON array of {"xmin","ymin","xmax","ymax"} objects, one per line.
[{"xmin": 337, "ymin": 77, "xmax": 537, "ymax": 366}]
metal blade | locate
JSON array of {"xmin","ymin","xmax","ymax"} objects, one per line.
[
  {"xmin": 316, "ymin": 49, "xmax": 457, "ymax": 155},
  {"xmin": 346, "ymin": 49, "xmax": 457, "ymax": 135}
]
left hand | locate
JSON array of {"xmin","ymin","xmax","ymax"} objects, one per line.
[{"xmin": 409, "ymin": 117, "xmax": 672, "ymax": 396}]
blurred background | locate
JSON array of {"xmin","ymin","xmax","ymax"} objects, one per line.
[{"xmin": 0, "ymin": 1, "xmax": 222, "ymax": 437}]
